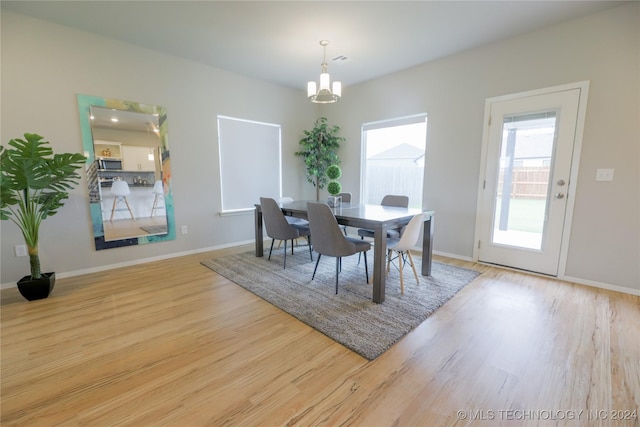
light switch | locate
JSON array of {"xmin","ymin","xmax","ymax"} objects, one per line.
[{"xmin": 595, "ymin": 168, "xmax": 614, "ymax": 181}]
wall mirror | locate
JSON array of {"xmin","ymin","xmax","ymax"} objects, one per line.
[{"xmin": 77, "ymin": 94, "xmax": 175, "ymax": 250}]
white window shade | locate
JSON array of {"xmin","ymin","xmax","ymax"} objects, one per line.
[{"xmin": 218, "ymin": 115, "xmax": 281, "ymax": 214}]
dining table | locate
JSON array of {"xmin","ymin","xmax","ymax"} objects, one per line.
[{"xmin": 254, "ymin": 200, "xmax": 434, "ymax": 304}]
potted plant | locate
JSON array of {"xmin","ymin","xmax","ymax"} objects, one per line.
[
  {"xmin": 0, "ymin": 133, "xmax": 85, "ymax": 300},
  {"xmin": 295, "ymin": 117, "xmax": 344, "ymax": 200},
  {"xmin": 326, "ymin": 164, "xmax": 342, "ymax": 207}
]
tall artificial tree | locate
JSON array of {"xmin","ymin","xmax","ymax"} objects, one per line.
[
  {"xmin": 0, "ymin": 133, "xmax": 85, "ymax": 279},
  {"xmin": 295, "ymin": 117, "xmax": 344, "ymax": 200}
]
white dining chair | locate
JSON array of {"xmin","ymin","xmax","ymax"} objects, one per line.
[
  {"xmin": 151, "ymin": 180, "xmax": 164, "ymax": 217},
  {"xmin": 386, "ymin": 213, "xmax": 423, "ymax": 295},
  {"xmin": 358, "ymin": 194, "xmax": 409, "ymax": 262},
  {"xmin": 110, "ymin": 180, "xmax": 135, "ymax": 223}
]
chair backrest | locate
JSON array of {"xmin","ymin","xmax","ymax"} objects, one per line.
[
  {"xmin": 111, "ymin": 180, "xmax": 130, "ymax": 196},
  {"xmin": 153, "ymin": 180, "xmax": 164, "ymax": 195},
  {"xmin": 306, "ymin": 202, "xmax": 356, "ymax": 257},
  {"xmin": 381, "ymin": 194, "xmax": 409, "ymax": 208},
  {"xmin": 393, "ymin": 214, "xmax": 424, "ymax": 251},
  {"xmin": 260, "ymin": 197, "xmax": 299, "ymax": 240},
  {"xmin": 337, "ymin": 192, "xmax": 352, "ymax": 203}
]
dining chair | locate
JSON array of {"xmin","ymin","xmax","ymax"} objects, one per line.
[
  {"xmin": 357, "ymin": 194, "xmax": 409, "ymax": 239},
  {"xmin": 150, "ymin": 180, "xmax": 164, "ymax": 218},
  {"xmin": 277, "ymin": 196, "xmax": 309, "ymax": 249},
  {"xmin": 386, "ymin": 213, "xmax": 423, "ymax": 295},
  {"xmin": 279, "ymin": 196, "xmax": 309, "ymax": 227},
  {"xmin": 110, "ymin": 180, "xmax": 135, "ymax": 223},
  {"xmin": 357, "ymin": 194, "xmax": 409, "ymax": 262},
  {"xmin": 337, "ymin": 192, "xmax": 351, "ymax": 203},
  {"xmin": 337, "ymin": 192, "xmax": 352, "ymax": 235},
  {"xmin": 306, "ymin": 202, "xmax": 370, "ymax": 294},
  {"xmin": 260, "ymin": 197, "xmax": 312, "ymax": 269}
]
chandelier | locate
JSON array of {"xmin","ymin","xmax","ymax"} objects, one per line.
[{"xmin": 307, "ymin": 40, "xmax": 342, "ymax": 103}]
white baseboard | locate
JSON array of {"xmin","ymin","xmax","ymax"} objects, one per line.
[
  {"xmin": 4, "ymin": 243, "xmax": 637, "ymax": 297},
  {"xmin": 474, "ymin": 260, "xmax": 640, "ymax": 297},
  {"xmin": 432, "ymin": 250, "xmax": 474, "ymax": 262},
  {"xmin": 0, "ymin": 239, "xmax": 255, "ymax": 290},
  {"xmin": 560, "ymin": 274, "xmax": 640, "ymax": 296}
]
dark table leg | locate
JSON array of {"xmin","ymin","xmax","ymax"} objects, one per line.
[
  {"xmin": 421, "ymin": 215, "xmax": 433, "ymax": 276},
  {"xmin": 372, "ymin": 225, "xmax": 387, "ymax": 304},
  {"xmin": 255, "ymin": 207, "xmax": 264, "ymax": 257}
]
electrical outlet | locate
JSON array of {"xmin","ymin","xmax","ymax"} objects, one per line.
[
  {"xmin": 595, "ymin": 168, "xmax": 614, "ymax": 181},
  {"xmin": 181, "ymin": 225, "xmax": 188, "ymax": 235},
  {"xmin": 15, "ymin": 244, "xmax": 28, "ymax": 257}
]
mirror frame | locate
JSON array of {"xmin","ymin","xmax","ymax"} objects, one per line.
[{"xmin": 77, "ymin": 94, "xmax": 176, "ymax": 250}]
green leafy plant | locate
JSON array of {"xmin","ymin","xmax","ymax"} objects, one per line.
[
  {"xmin": 326, "ymin": 164, "xmax": 342, "ymax": 196},
  {"xmin": 295, "ymin": 117, "xmax": 344, "ymax": 200},
  {"xmin": 327, "ymin": 181, "xmax": 342, "ymax": 196},
  {"xmin": 0, "ymin": 133, "xmax": 85, "ymax": 279}
]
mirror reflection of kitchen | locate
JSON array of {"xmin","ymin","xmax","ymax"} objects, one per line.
[{"xmin": 90, "ymin": 106, "xmax": 168, "ymax": 241}]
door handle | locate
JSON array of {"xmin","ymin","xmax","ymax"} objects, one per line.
[{"xmin": 555, "ymin": 193, "xmax": 565, "ymax": 199}]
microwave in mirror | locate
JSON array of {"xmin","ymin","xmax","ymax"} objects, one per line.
[{"xmin": 97, "ymin": 158, "xmax": 123, "ymax": 170}]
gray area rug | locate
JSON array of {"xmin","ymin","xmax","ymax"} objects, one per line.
[{"xmin": 201, "ymin": 249, "xmax": 480, "ymax": 360}]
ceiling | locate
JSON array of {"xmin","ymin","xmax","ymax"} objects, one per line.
[
  {"xmin": 89, "ymin": 106, "xmax": 159, "ymax": 133},
  {"xmin": 2, "ymin": 1, "xmax": 622, "ymax": 90}
]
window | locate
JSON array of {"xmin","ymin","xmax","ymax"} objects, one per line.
[
  {"xmin": 361, "ymin": 114, "xmax": 427, "ymax": 208},
  {"xmin": 218, "ymin": 115, "xmax": 281, "ymax": 214}
]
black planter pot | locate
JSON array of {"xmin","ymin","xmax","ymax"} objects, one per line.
[{"xmin": 17, "ymin": 272, "xmax": 56, "ymax": 301}]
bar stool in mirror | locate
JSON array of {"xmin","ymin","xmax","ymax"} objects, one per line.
[
  {"xmin": 110, "ymin": 179, "xmax": 135, "ymax": 223},
  {"xmin": 151, "ymin": 180, "xmax": 165, "ymax": 217}
]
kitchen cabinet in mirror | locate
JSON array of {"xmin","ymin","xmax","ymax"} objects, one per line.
[{"xmin": 78, "ymin": 94, "xmax": 175, "ymax": 250}]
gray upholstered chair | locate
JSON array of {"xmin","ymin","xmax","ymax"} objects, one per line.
[
  {"xmin": 260, "ymin": 197, "xmax": 312, "ymax": 268},
  {"xmin": 306, "ymin": 202, "xmax": 371, "ymax": 294},
  {"xmin": 386, "ymin": 213, "xmax": 423, "ymax": 295},
  {"xmin": 357, "ymin": 194, "xmax": 409, "ymax": 239},
  {"xmin": 337, "ymin": 192, "xmax": 351, "ymax": 203},
  {"xmin": 278, "ymin": 196, "xmax": 309, "ymax": 246},
  {"xmin": 337, "ymin": 192, "xmax": 352, "ymax": 235}
]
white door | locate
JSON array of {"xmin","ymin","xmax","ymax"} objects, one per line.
[{"xmin": 477, "ymin": 85, "xmax": 586, "ymax": 275}]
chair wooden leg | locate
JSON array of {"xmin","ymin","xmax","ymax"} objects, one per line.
[
  {"xmin": 110, "ymin": 197, "xmax": 118, "ymax": 223},
  {"xmin": 151, "ymin": 194, "xmax": 159, "ymax": 217},
  {"xmin": 122, "ymin": 196, "xmax": 136, "ymax": 221},
  {"xmin": 407, "ymin": 250, "xmax": 419, "ymax": 284}
]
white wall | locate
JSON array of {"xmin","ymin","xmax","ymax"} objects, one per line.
[
  {"xmin": 0, "ymin": 11, "xmax": 317, "ymax": 284},
  {"xmin": 2, "ymin": 4, "xmax": 638, "ymax": 294},
  {"xmin": 323, "ymin": 3, "xmax": 639, "ymax": 292}
]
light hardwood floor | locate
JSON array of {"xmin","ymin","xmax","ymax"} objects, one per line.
[{"xmin": 1, "ymin": 245, "xmax": 638, "ymax": 426}]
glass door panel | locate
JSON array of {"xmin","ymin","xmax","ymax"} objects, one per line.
[{"xmin": 491, "ymin": 113, "xmax": 556, "ymax": 250}]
